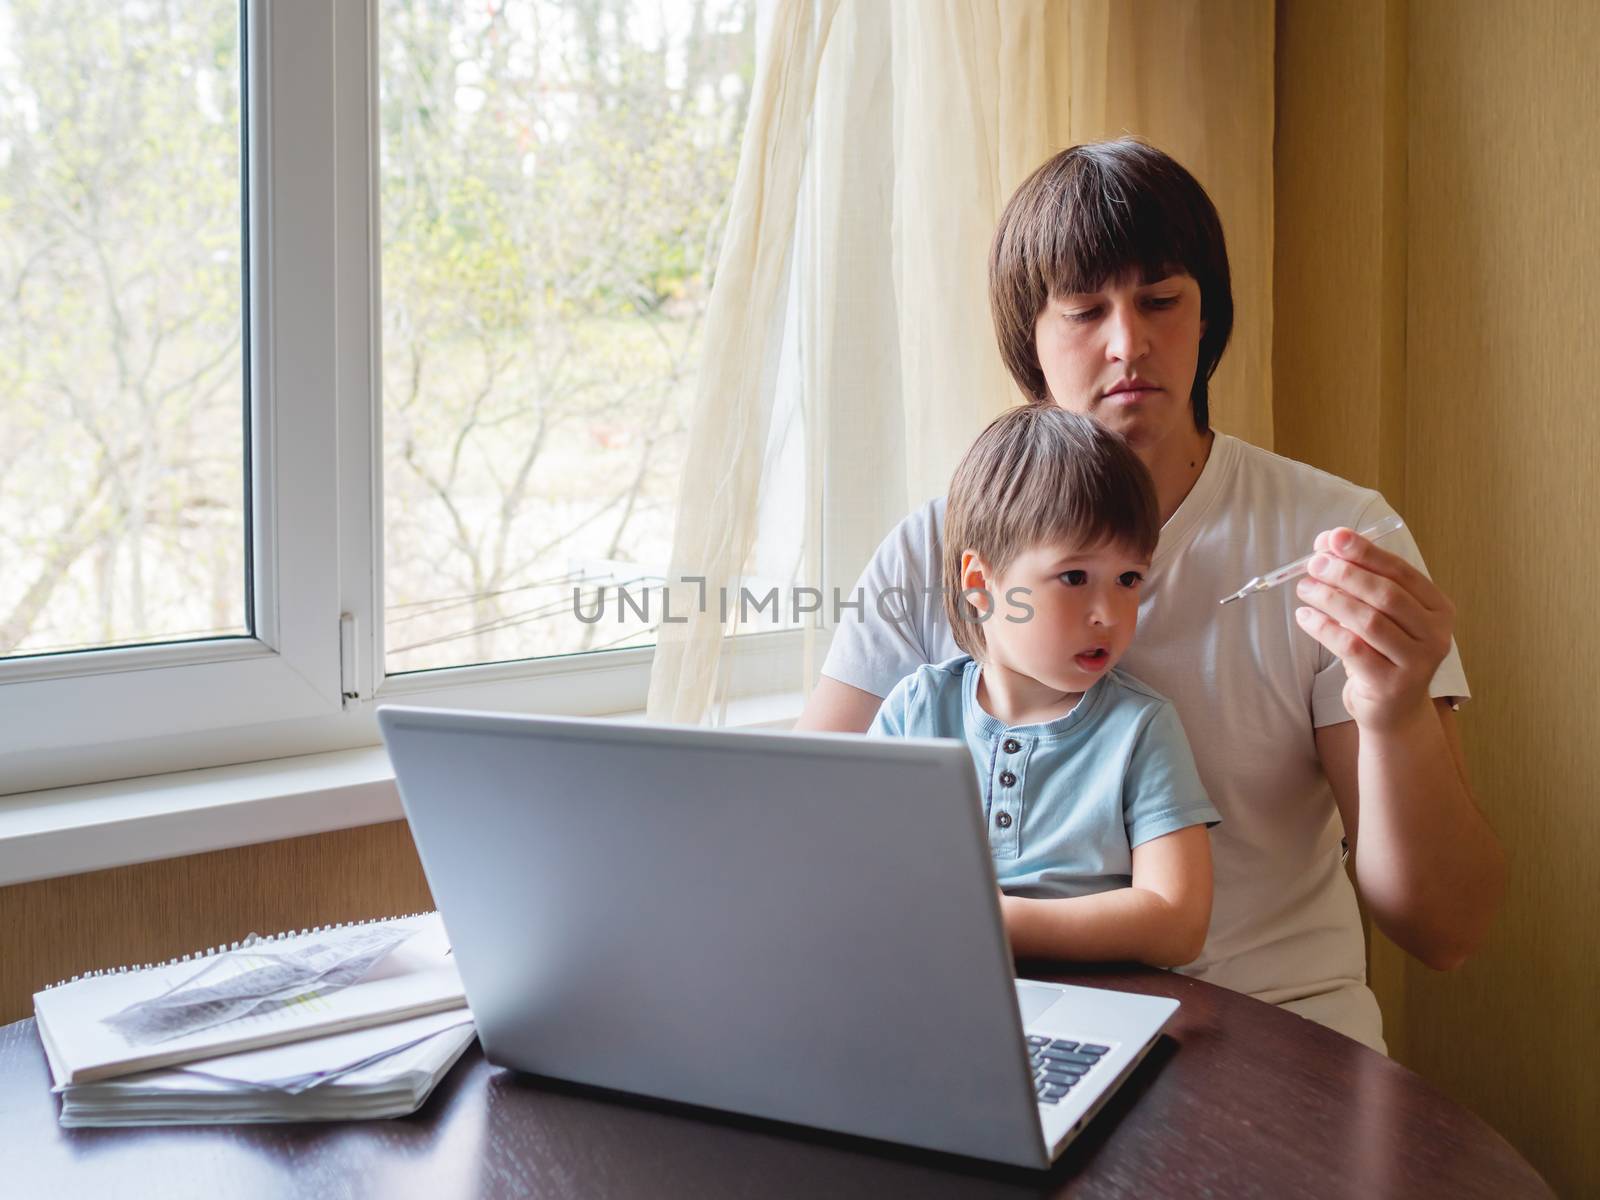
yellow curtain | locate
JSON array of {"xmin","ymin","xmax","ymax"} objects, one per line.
[
  {"xmin": 1074, "ymin": 0, "xmax": 1276, "ymax": 450},
  {"xmin": 648, "ymin": 0, "xmax": 1274, "ymax": 725}
]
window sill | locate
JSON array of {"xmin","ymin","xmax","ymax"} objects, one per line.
[{"xmin": 0, "ymin": 692, "xmax": 805, "ymax": 889}]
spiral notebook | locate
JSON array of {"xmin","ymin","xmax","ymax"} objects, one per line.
[
  {"xmin": 34, "ymin": 912, "xmax": 467, "ymax": 1086},
  {"xmin": 53, "ymin": 1009, "xmax": 479, "ymax": 1127}
]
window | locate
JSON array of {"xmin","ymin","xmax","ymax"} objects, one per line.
[
  {"xmin": 0, "ymin": 1, "xmax": 800, "ymax": 797},
  {"xmin": 0, "ymin": 2, "xmax": 249, "ymax": 662},
  {"xmin": 378, "ymin": 0, "xmax": 770, "ymax": 675}
]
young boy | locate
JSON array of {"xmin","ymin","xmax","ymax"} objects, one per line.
[{"xmin": 869, "ymin": 405, "xmax": 1218, "ymax": 968}]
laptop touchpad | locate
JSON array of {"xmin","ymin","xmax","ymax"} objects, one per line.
[{"xmin": 1015, "ymin": 982, "xmax": 1067, "ymax": 1025}]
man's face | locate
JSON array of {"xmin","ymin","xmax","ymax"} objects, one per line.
[{"xmin": 1032, "ymin": 272, "xmax": 1205, "ymax": 453}]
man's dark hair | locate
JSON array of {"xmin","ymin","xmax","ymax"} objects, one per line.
[
  {"xmin": 988, "ymin": 138, "xmax": 1233, "ymax": 431},
  {"xmin": 943, "ymin": 405, "xmax": 1159, "ymax": 661}
]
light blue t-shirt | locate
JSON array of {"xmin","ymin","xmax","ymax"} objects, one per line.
[{"xmin": 869, "ymin": 655, "xmax": 1219, "ymax": 899}]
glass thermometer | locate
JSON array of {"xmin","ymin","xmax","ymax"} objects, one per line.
[{"xmin": 1218, "ymin": 514, "xmax": 1406, "ymax": 606}]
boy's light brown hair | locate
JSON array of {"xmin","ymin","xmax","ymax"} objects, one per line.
[{"xmin": 943, "ymin": 406, "xmax": 1159, "ymax": 660}]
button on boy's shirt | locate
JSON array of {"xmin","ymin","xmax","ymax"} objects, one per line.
[{"xmin": 869, "ymin": 656, "xmax": 1219, "ymax": 898}]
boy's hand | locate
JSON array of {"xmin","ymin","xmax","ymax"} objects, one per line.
[{"xmin": 1293, "ymin": 525, "xmax": 1456, "ymax": 733}]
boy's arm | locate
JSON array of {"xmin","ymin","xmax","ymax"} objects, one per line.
[{"xmin": 999, "ymin": 826, "xmax": 1214, "ymax": 969}]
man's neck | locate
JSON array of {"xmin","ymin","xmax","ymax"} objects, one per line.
[{"xmin": 1139, "ymin": 425, "xmax": 1216, "ymax": 526}]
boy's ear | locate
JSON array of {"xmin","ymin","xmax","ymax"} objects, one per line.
[{"xmin": 959, "ymin": 550, "xmax": 991, "ymax": 613}]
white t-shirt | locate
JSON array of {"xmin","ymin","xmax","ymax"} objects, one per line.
[{"xmin": 821, "ymin": 433, "xmax": 1470, "ymax": 1052}]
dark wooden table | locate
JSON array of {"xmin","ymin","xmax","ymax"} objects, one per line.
[{"xmin": 1, "ymin": 966, "xmax": 1550, "ymax": 1198}]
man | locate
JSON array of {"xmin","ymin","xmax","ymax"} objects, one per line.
[{"xmin": 797, "ymin": 139, "xmax": 1504, "ymax": 1051}]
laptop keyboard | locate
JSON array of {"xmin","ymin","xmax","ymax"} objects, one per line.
[{"xmin": 1027, "ymin": 1035, "xmax": 1110, "ymax": 1105}]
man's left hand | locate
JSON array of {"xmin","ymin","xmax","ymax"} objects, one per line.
[{"xmin": 1293, "ymin": 525, "xmax": 1456, "ymax": 733}]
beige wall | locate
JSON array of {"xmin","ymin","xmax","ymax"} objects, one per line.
[{"xmin": 1276, "ymin": 1, "xmax": 1599, "ymax": 1193}]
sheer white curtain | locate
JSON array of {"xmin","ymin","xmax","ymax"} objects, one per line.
[{"xmin": 647, "ymin": 0, "xmax": 1273, "ymax": 724}]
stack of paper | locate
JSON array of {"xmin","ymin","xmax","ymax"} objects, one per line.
[
  {"xmin": 55, "ymin": 1011, "xmax": 477, "ymax": 1127},
  {"xmin": 34, "ymin": 912, "xmax": 476, "ymax": 1126}
]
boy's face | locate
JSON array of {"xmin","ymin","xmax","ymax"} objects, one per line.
[
  {"xmin": 962, "ymin": 537, "xmax": 1148, "ymax": 696},
  {"xmin": 1032, "ymin": 272, "xmax": 1205, "ymax": 454}
]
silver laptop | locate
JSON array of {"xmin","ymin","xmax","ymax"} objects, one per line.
[{"xmin": 378, "ymin": 705, "xmax": 1178, "ymax": 1169}]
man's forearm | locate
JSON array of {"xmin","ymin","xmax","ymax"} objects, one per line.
[
  {"xmin": 1000, "ymin": 889, "xmax": 1207, "ymax": 970},
  {"xmin": 1353, "ymin": 701, "xmax": 1505, "ymax": 970},
  {"xmin": 793, "ymin": 675, "xmax": 882, "ymax": 732}
]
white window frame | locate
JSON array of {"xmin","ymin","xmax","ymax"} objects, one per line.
[{"xmin": 0, "ymin": 0, "xmax": 805, "ymax": 798}]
